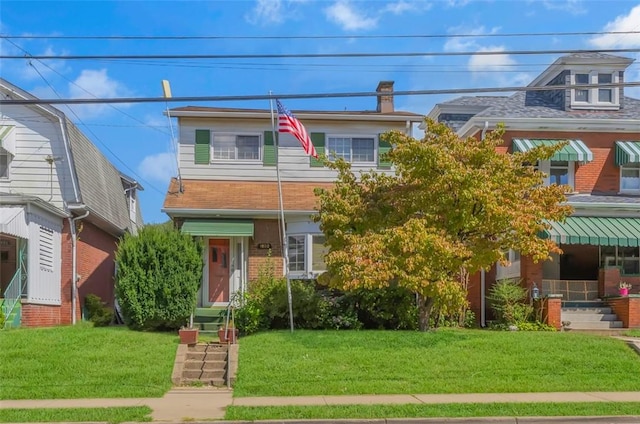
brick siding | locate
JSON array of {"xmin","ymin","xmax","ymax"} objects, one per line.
[{"xmin": 248, "ymin": 219, "xmax": 284, "ymax": 283}]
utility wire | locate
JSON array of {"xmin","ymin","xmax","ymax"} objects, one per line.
[
  {"xmin": 3, "ymin": 48, "xmax": 640, "ymax": 60},
  {"xmin": 2, "ymin": 30, "xmax": 640, "ymax": 40},
  {"xmin": 2, "ymin": 81, "xmax": 638, "ymax": 106}
]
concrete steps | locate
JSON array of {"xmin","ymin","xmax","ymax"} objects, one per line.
[
  {"xmin": 562, "ymin": 301, "xmax": 624, "ymax": 330},
  {"xmin": 180, "ymin": 343, "xmax": 229, "ymax": 387}
]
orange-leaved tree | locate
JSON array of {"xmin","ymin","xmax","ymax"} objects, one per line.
[{"xmin": 314, "ymin": 119, "xmax": 572, "ymax": 331}]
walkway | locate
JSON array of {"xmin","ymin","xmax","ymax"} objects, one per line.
[{"xmin": 3, "ymin": 389, "xmax": 640, "ymax": 421}]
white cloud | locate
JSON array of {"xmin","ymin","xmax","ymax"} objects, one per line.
[
  {"xmin": 444, "ymin": 25, "xmax": 501, "ymax": 52},
  {"xmin": 324, "ymin": 0, "xmax": 378, "ymax": 31},
  {"xmin": 445, "ymin": 0, "xmax": 470, "ymax": 7},
  {"xmin": 381, "ymin": 1, "xmax": 431, "ymax": 14},
  {"xmin": 245, "ymin": 0, "xmax": 283, "ymax": 25},
  {"xmin": 468, "ymin": 46, "xmax": 516, "ymax": 72},
  {"xmin": 138, "ymin": 151, "xmax": 177, "ymax": 183},
  {"xmin": 590, "ymin": 5, "xmax": 640, "ymax": 48},
  {"xmin": 66, "ymin": 69, "xmax": 131, "ymax": 119},
  {"xmin": 541, "ymin": 0, "xmax": 586, "ymax": 15}
]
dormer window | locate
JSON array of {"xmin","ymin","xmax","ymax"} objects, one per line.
[{"xmin": 571, "ymin": 71, "xmax": 619, "ymax": 109}]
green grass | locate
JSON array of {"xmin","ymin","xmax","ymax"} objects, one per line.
[
  {"xmin": 625, "ymin": 329, "xmax": 640, "ymax": 337},
  {"xmin": 0, "ymin": 324, "xmax": 177, "ymax": 400},
  {"xmin": 225, "ymin": 402, "xmax": 640, "ymax": 420},
  {"xmin": 0, "ymin": 407, "xmax": 152, "ymax": 423},
  {"xmin": 234, "ymin": 329, "xmax": 640, "ymax": 397}
]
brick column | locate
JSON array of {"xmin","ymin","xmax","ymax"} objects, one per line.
[
  {"xmin": 607, "ymin": 295, "xmax": 640, "ymax": 328},
  {"xmin": 538, "ymin": 295, "xmax": 563, "ymax": 330},
  {"xmin": 599, "ymin": 267, "xmax": 622, "ymax": 298}
]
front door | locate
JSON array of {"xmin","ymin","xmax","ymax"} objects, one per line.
[
  {"xmin": 208, "ymin": 239, "xmax": 230, "ymax": 303},
  {"xmin": 0, "ymin": 236, "xmax": 17, "ymax": 295}
]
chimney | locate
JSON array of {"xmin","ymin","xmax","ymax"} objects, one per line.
[{"xmin": 376, "ymin": 81, "xmax": 394, "ymax": 113}]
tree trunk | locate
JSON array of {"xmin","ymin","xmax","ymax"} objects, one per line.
[{"xmin": 417, "ymin": 293, "xmax": 435, "ymax": 332}]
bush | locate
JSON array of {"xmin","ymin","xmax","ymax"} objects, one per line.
[
  {"xmin": 115, "ymin": 223, "xmax": 203, "ymax": 331},
  {"xmin": 488, "ymin": 279, "xmax": 534, "ymax": 328},
  {"xmin": 0, "ymin": 307, "xmax": 5, "ymax": 329},
  {"xmin": 84, "ymin": 294, "xmax": 114, "ymax": 327},
  {"xmin": 343, "ymin": 286, "xmax": 418, "ymax": 330}
]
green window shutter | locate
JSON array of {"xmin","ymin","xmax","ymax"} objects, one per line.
[
  {"xmin": 263, "ymin": 131, "xmax": 277, "ymax": 166},
  {"xmin": 310, "ymin": 132, "xmax": 325, "ymax": 167},
  {"xmin": 194, "ymin": 129, "xmax": 210, "ymax": 164},
  {"xmin": 378, "ymin": 133, "xmax": 392, "ymax": 169}
]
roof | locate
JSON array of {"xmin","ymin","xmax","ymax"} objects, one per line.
[
  {"xmin": 163, "ymin": 178, "xmax": 335, "ymax": 213},
  {"xmin": 66, "ymin": 120, "xmax": 133, "ymax": 234},
  {"xmin": 440, "ymin": 92, "xmax": 640, "ymax": 120}
]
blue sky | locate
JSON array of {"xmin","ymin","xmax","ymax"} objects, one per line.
[{"xmin": 1, "ymin": 0, "xmax": 640, "ymax": 223}]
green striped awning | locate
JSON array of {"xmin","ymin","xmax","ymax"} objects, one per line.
[
  {"xmin": 512, "ymin": 139, "xmax": 593, "ymax": 163},
  {"xmin": 541, "ymin": 217, "xmax": 640, "ymax": 247},
  {"xmin": 615, "ymin": 141, "xmax": 640, "ymax": 166},
  {"xmin": 181, "ymin": 219, "xmax": 254, "ymax": 237}
]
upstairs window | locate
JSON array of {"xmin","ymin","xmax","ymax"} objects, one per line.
[
  {"xmin": 327, "ymin": 136, "xmax": 375, "ymax": 163},
  {"xmin": 620, "ymin": 163, "xmax": 640, "ymax": 192},
  {"xmin": 572, "ymin": 71, "xmax": 618, "ymax": 109},
  {"xmin": 549, "ymin": 161, "xmax": 569, "ymax": 186},
  {"xmin": 212, "ymin": 134, "xmax": 261, "ymax": 161},
  {"xmin": 0, "ymin": 149, "xmax": 10, "ymax": 179}
]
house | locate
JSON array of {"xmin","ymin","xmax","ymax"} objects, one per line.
[
  {"xmin": 0, "ymin": 78, "xmax": 142, "ymax": 328},
  {"xmin": 162, "ymin": 82, "xmax": 423, "ymax": 307},
  {"xmin": 427, "ymin": 53, "xmax": 640, "ymax": 328}
]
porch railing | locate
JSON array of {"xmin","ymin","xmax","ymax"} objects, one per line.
[
  {"xmin": 541, "ymin": 279, "xmax": 599, "ymax": 301},
  {"xmin": 2, "ymin": 268, "xmax": 21, "ymax": 329}
]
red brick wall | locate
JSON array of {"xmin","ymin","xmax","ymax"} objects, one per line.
[
  {"xmin": 501, "ymin": 130, "xmax": 640, "ymax": 194},
  {"xmin": 538, "ymin": 297, "xmax": 562, "ymax": 330},
  {"xmin": 23, "ymin": 219, "xmax": 118, "ymax": 327},
  {"xmin": 607, "ymin": 296, "xmax": 640, "ymax": 328},
  {"xmin": 248, "ymin": 219, "xmax": 284, "ymax": 283}
]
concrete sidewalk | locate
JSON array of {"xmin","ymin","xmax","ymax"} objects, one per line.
[{"xmin": 3, "ymin": 389, "xmax": 640, "ymax": 421}]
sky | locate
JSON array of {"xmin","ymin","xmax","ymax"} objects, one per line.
[{"xmin": 1, "ymin": 0, "xmax": 640, "ymax": 224}]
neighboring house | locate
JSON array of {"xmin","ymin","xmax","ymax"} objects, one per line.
[
  {"xmin": 163, "ymin": 82, "xmax": 423, "ymax": 307},
  {"xmin": 0, "ymin": 78, "xmax": 143, "ymax": 327},
  {"xmin": 427, "ymin": 53, "xmax": 640, "ymax": 325}
]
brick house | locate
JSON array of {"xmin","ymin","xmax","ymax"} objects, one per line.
[
  {"xmin": 0, "ymin": 78, "xmax": 142, "ymax": 327},
  {"xmin": 427, "ymin": 53, "xmax": 640, "ymax": 327},
  {"xmin": 162, "ymin": 82, "xmax": 423, "ymax": 307}
]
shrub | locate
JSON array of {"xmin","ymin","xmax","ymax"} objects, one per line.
[
  {"xmin": 343, "ymin": 286, "xmax": 418, "ymax": 330},
  {"xmin": 84, "ymin": 294, "xmax": 114, "ymax": 327},
  {"xmin": 115, "ymin": 223, "xmax": 203, "ymax": 331},
  {"xmin": 0, "ymin": 307, "xmax": 5, "ymax": 329},
  {"xmin": 488, "ymin": 279, "xmax": 534, "ymax": 327}
]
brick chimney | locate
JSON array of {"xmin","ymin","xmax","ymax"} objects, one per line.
[{"xmin": 376, "ymin": 81, "xmax": 394, "ymax": 113}]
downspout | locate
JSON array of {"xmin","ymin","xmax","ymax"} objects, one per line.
[
  {"xmin": 480, "ymin": 121, "xmax": 489, "ymax": 327},
  {"xmin": 68, "ymin": 205, "xmax": 89, "ymax": 325}
]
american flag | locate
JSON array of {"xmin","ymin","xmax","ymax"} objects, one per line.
[{"xmin": 276, "ymin": 100, "xmax": 318, "ymax": 158}]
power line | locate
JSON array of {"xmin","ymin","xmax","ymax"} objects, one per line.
[
  {"xmin": 2, "ymin": 30, "xmax": 640, "ymax": 40},
  {"xmin": 2, "ymin": 81, "xmax": 638, "ymax": 106},
  {"xmin": 3, "ymin": 48, "xmax": 640, "ymax": 61}
]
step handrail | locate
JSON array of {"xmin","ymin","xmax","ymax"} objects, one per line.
[{"xmin": 2, "ymin": 268, "xmax": 21, "ymax": 329}]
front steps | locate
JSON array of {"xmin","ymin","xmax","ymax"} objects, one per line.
[
  {"xmin": 193, "ymin": 307, "xmax": 226, "ymax": 335},
  {"xmin": 562, "ymin": 300, "xmax": 623, "ymax": 331},
  {"xmin": 173, "ymin": 343, "xmax": 236, "ymax": 387}
]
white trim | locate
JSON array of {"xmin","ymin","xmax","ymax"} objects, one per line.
[
  {"xmin": 619, "ymin": 163, "xmax": 640, "ymax": 194},
  {"xmin": 570, "ymin": 70, "xmax": 619, "ymax": 109},
  {"xmin": 168, "ymin": 109, "xmax": 423, "ymax": 122}
]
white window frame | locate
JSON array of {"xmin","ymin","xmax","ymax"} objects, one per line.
[
  {"xmin": 571, "ymin": 70, "xmax": 619, "ymax": 109},
  {"xmin": 537, "ymin": 160, "xmax": 575, "ymax": 191},
  {"xmin": 326, "ymin": 135, "xmax": 377, "ymax": 164},
  {"xmin": 211, "ymin": 132, "xmax": 262, "ymax": 163},
  {"xmin": 0, "ymin": 149, "xmax": 11, "ymax": 179},
  {"xmin": 128, "ymin": 190, "xmax": 137, "ymax": 224},
  {"xmin": 620, "ymin": 163, "xmax": 640, "ymax": 194},
  {"xmin": 496, "ymin": 249, "xmax": 521, "ymax": 281},
  {"xmin": 287, "ymin": 233, "xmax": 327, "ymax": 278}
]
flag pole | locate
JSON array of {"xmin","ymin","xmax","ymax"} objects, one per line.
[{"xmin": 269, "ymin": 93, "xmax": 295, "ymax": 333}]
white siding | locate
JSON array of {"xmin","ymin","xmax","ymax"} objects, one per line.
[
  {"xmin": 26, "ymin": 207, "xmax": 62, "ymax": 305},
  {"xmin": 0, "ymin": 104, "xmax": 76, "ymax": 209},
  {"xmin": 178, "ymin": 117, "xmax": 409, "ymax": 182}
]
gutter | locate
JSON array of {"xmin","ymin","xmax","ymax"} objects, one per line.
[
  {"xmin": 67, "ymin": 204, "xmax": 89, "ymax": 325},
  {"xmin": 162, "ymin": 208, "xmax": 317, "ymax": 218},
  {"xmin": 167, "ymin": 109, "xmax": 423, "ymax": 123}
]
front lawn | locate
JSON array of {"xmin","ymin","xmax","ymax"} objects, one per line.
[
  {"xmin": 234, "ymin": 329, "xmax": 640, "ymax": 397},
  {"xmin": 226, "ymin": 403, "xmax": 640, "ymax": 420},
  {"xmin": 0, "ymin": 324, "xmax": 177, "ymax": 399},
  {"xmin": 0, "ymin": 407, "xmax": 152, "ymax": 423}
]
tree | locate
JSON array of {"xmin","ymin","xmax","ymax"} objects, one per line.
[
  {"xmin": 314, "ymin": 119, "xmax": 571, "ymax": 331},
  {"xmin": 115, "ymin": 223, "xmax": 203, "ymax": 331}
]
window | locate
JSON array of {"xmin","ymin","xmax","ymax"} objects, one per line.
[
  {"xmin": 549, "ymin": 161, "xmax": 569, "ymax": 185},
  {"xmin": 327, "ymin": 137, "xmax": 375, "ymax": 163},
  {"xmin": 600, "ymin": 246, "xmax": 640, "ymax": 275},
  {"xmin": 39, "ymin": 226, "xmax": 54, "ymax": 272},
  {"xmin": 0, "ymin": 150, "xmax": 10, "ymax": 178},
  {"xmin": 572, "ymin": 71, "xmax": 618, "ymax": 108},
  {"xmin": 128, "ymin": 190, "xmax": 137, "ymax": 224},
  {"xmin": 287, "ymin": 234, "xmax": 328, "ymax": 277},
  {"xmin": 212, "ymin": 134, "xmax": 260, "ymax": 160},
  {"xmin": 620, "ymin": 164, "xmax": 640, "ymax": 192}
]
